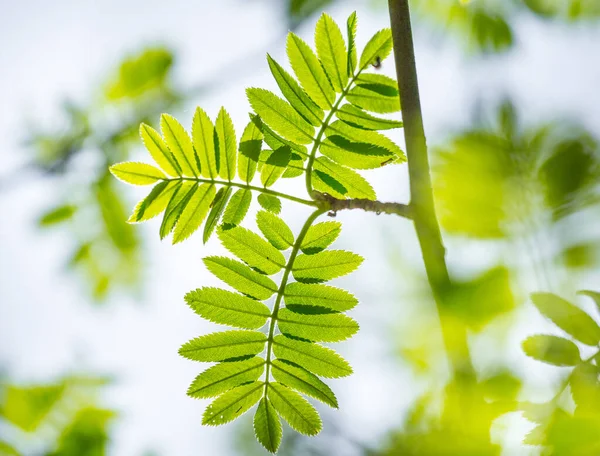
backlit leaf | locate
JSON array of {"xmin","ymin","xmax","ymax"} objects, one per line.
[
  {"xmin": 140, "ymin": 123, "xmax": 180, "ymax": 176},
  {"xmin": 110, "ymin": 162, "xmax": 165, "ymax": 185},
  {"xmin": 173, "ymin": 183, "xmax": 216, "ymax": 244},
  {"xmin": 179, "ymin": 330, "xmax": 267, "ymax": 362},
  {"xmin": 160, "ymin": 114, "xmax": 199, "ymax": 177},
  {"xmin": 359, "ymin": 28, "xmax": 392, "ymax": 69},
  {"xmin": 293, "ymin": 250, "xmax": 363, "ymax": 282},
  {"xmin": 320, "ymin": 134, "xmax": 395, "ymax": 169},
  {"xmin": 187, "ymin": 357, "xmax": 265, "ymax": 399},
  {"xmin": 301, "ymin": 221, "xmax": 341, "ymax": 254},
  {"xmin": 314, "ymin": 157, "xmax": 376, "ymax": 199},
  {"xmin": 38, "ymin": 204, "xmax": 77, "ymax": 226},
  {"xmin": 202, "ymin": 382, "xmax": 264, "ymax": 426},
  {"xmin": 203, "ymin": 187, "xmax": 232, "ymax": 243},
  {"xmin": 278, "ymin": 308, "xmax": 359, "ymax": 342},
  {"xmin": 238, "ymin": 120, "xmax": 262, "ymax": 183},
  {"xmin": 284, "ymin": 282, "xmax": 358, "ymax": 312},
  {"xmin": 346, "ymin": 12, "xmax": 357, "ymax": 77},
  {"xmin": 257, "ymin": 211, "xmax": 295, "ymax": 250},
  {"xmin": 347, "ymin": 74, "xmax": 400, "ymax": 114},
  {"xmin": 204, "ymin": 256, "xmax": 278, "ymax": 300},
  {"xmin": 216, "ymin": 107, "xmax": 237, "ymax": 180},
  {"xmin": 315, "ymin": 13, "xmax": 348, "ymax": 92},
  {"xmin": 267, "ymin": 383, "xmax": 322, "ymax": 436},
  {"xmin": 327, "ymin": 120, "xmax": 404, "ymax": 159},
  {"xmin": 261, "ymin": 147, "xmax": 292, "ymax": 188},
  {"xmin": 271, "ymin": 359, "xmax": 338, "ymax": 408},
  {"xmin": 159, "ymin": 181, "xmax": 197, "ymax": 239},
  {"xmin": 254, "ymin": 398, "xmax": 282, "ymax": 453},
  {"xmin": 192, "ymin": 106, "xmax": 218, "ymax": 178},
  {"xmin": 128, "ymin": 179, "xmax": 180, "ymax": 223},
  {"xmin": 222, "ymin": 189, "xmax": 252, "ymax": 228},
  {"xmin": 336, "ymin": 104, "xmax": 402, "ymax": 130},
  {"xmin": 522, "ymin": 335, "xmax": 581, "ymax": 366},
  {"xmin": 258, "ymin": 194, "xmax": 282, "ymax": 214}
]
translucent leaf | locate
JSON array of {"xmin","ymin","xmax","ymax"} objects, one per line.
[
  {"xmin": 272, "ymin": 335, "xmax": 352, "ymax": 378},
  {"xmin": 314, "ymin": 157, "xmax": 376, "ymax": 199},
  {"xmin": 140, "ymin": 123, "xmax": 180, "ymax": 176},
  {"xmin": 327, "ymin": 120, "xmax": 404, "ymax": 159},
  {"xmin": 179, "ymin": 330, "xmax": 267, "ymax": 362},
  {"xmin": 110, "ymin": 162, "xmax": 166, "ymax": 185},
  {"xmin": 359, "ymin": 28, "xmax": 393, "ymax": 69},
  {"xmin": 185, "ymin": 287, "xmax": 271, "ymax": 329},
  {"xmin": 159, "ymin": 181, "xmax": 197, "ymax": 239},
  {"xmin": 129, "ymin": 179, "xmax": 180, "ymax": 223},
  {"xmin": 254, "ymin": 398, "xmax": 282, "ymax": 453},
  {"xmin": 253, "ymin": 115, "xmax": 308, "ymax": 158},
  {"xmin": 570, "ymin": 363, "xmax": 600, "ymax": 411},
  {"xmin": 579, "ymin": 290, "xmax": 600, "ymax": 314},
  {"xmin": 346, "ymin": 12, "xmax": 357, "ymax": 77},
  {"xmin": 282, "ymin": 155, "xmax": 305, "ymax": 178},
  {"xmin": 216, "ymin": 107, "xmax": 237, "ymax": 181},
  {"xmin": 271, "ymin": 359, "xmax": 338, "ymax": 408},
  {"xmin": 238, "ymin": 120, "xmax": 262, "ymax": 183},
  {"xmin": 261, "ymin": 147, "xmax": 291, "ymax": 188},
  {"xmin": 0, "ymin": 441, "xmax": 19, "ymax": 456},
  {"xmin": 267, "ymin": 54, "xmax": 323, "ymax": 127},
  {"xmin": 278, "ymin": 308, "xmax": 358, "ymax": 342},
  {"xmin": 222, "ymin": 189, "xmax": 252, "ymax": 228},
  {"xmin": 203, "ymin": 187, "xmax": 232, "ymax": 244},
  {"xmin": 293, "ymin": 250, "xmax": 363, "ymax": 283},
  {"xmin": 202, "ymin": 382, "xmax": 264, "ymax": 426},
  {"xmin": 315, "ymin": 13, "xmax": 348, "ymax": 92},
  {"xmin": 0, "ymin": 383, "xmax": 65, "ymax": 432},
  {"xmin": 160, "ymin": 114, "xmax": 199, "ymax": 177},
  {"xmin": 173, "ymin": 183, "xmax": 216, "ymax": 244},
  {"xmin": 287, "ymin": 33, "xmax": 335, "ymax": 110},
  {"xmin": 347, "ymin": 74, "xmax": 400, "ymax": 114},
  {"xmin": 187, "ymin": 357, "xmax": 265, "ymax": 399},
  {"xmin": 336, "ymin": 104, "xmax": 402, "ymax": 130},
  {"xmin": 301, "ymin": 221, "xmax": 341, "ymax": 254},
  {"xmin": 320, "ymin": 134, "xmax": 395, "ymax": 169},
  {"xmin": 38, "ymin": 204, "xmax": 77, "ymax": 226},
  {"xmin": 247, "ymin": 88, "xmax": 315, "ymax": 145},
  {"xmin": 531, "ymin": 292, "xmax": 600, "ymax": 346},
  {"xmin": 192, "ymin": 107, "xmax": 218, "ymax": 179},
  {"xmin": 258, "ymin": 194, "xmax": 282, "ymax": 214},
  {"xmin": 203, "ymin": 256, "xmax": 278, "ymax": 300},
  {"xmin": 284, "ymin": 282, "xmax": 358, "ymax": 312},
  {"xmin": 522, "ymin": 335, "xmax": 581, "ymax": 366},
  {"xmin": 218, "ymin": 226, "xmax": 286, "ymax": 275},
  {"xmin": 267, "ymin": 383, "xmax": 322, "ymax": 436},
  {"xmin": 257, "ymin": 211, "xmax": 295, "ymax": 250}
]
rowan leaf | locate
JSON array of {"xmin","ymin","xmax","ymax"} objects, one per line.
[
  {"xmin": 315, "ymin": 13, "xmax": 348, "ymax": 92},
  {"xmin": 261, "ymin": 147, "xmax": 291, "ymax": 188},
  {"xmin": 216, "ymin": 107, "xmax": 237, "ymax": 180},
  {"xmin": 238, "ymin": 120, "xmax": 262, "ymax": 183},
  {"xmin": 293, "ymin": 250, "xmax": 363, "ymax": 282},
  {"xmin": 179, "ymin": 330, "xmax": 267, "ymax": 362},
  {"xmin": 258, "ymin": 194, "xmax": 282, "ymax": 214},
  {"xmin": 347, "ymin": 74, "xmax": 400, "ymax": 114},
  {"xmin": 278, "ymin": 308, "xmax": 359, "ymax": 342},
  {"xmin": 314, "ymin": 157, "xmax": 376, "ymax": 199},
  {"xmin": 192, "ymin": 106, "xmax": 217, "ymax": 179},
  {"xmin": 185, "ymin": 287, "xmax": 271, "ymax": 329},
  {"xmin": 173, "ymin": 183, "xmax": 216, "ymax": 244},
  {"xmin": 254, "ymin": 398, "xmax": 282, "ymax": 453},
  {"xmin": 128, "ymin": 179, "xmax": 180, "ymax": 223},
  {"xmin": 336, "ymin": 104, "xmax": 402, "ymax": 130},
  {"xmin": 187, "ymin": 357, "xmax": 265, "ymax": 399},
  {"xmin": 522, "ymin": 335, "xmax": 581, "ymax": 366},
  {"xmin": 222, "ymin": 189, "xmax": 252, "ymax": 228},
  {"xmin": 110, "ymin": 162, "xmax": 165, "ymax": 185},
  {"xmin": 203, "ymin": 187, "xmax": 232, "ymax": 243},
  {"xmin": 284, "ymin": 282, "xmax": 358, "ymax": 312},
  {"xmin": 359, "ymin": 28, "xmax": 393, "ymax": 69},
  {"xmin": 202, "ymin": 381, "xmax": 264, "ymax": 426},
  {"xmin": 271, "ymin": 359, "xmax": 338, "ymax": 408},
  {"xmin": 140, "ymin": 123, "xmax": 180, "ymax": 176},
  {"xmin": 301, "ymin": 221, "xmax": 341, "ymax": 254},
  {"xmin": 160, "ymin": 114, "xmax": 199, "ymax": 176},
  {"xmin": 327, "ymin": 120, "xmax": 404, "ymax": 159},
  {"xmin": 203, "ymin": 256, "xmax": 278, "ymax": 300},
  {"xmin": 159, "ymin": 181, "xmax": 197, "ymax": 239},
  {"xmin": 272, "ymin": 335, "xmax": 353, "ymax": 378},
  {"xmin": 267, "ymin": 383, "xmax": 322, "ymax": 436},
  {"xmin": 320, "ymin": 134, "xmax": 395, "ymax": 169},
  {"xmin": 257, "ymin": 211, "xmax": 295, "ymax": 250},
  {"xmin": 346, "ymin": 12, "xmax": 358, "ymax": 77}
]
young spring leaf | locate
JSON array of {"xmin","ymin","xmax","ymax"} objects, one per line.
[
  {"xmin": 173, "ymin": 183, "xmax": 216, "ymax": 244},
  {"xmin": 336, "ymin": 104, "xmax": 402, "ymax": 130},
  {"xmin": 187, "ymin": 357, "xmax": 265, "ymax": 399},
  {"xmin": 129, "ymin": 179, "xmax": 180, "ymax": 223},
  {"xmin": 328, "ymin": 120, "xmax": 404, "ymax": 159},
  {"xmin": 320, "ymin": 134, "xmax": 395, "ymax": 170},
  {"xmin": 284, "ymin": 282, "xmax": 358, "ymax": 312},
  {"xmin": 254, "ymin": 116, "xmax": 308, "ymax": 158},
  {"xmin": 238, "ymin": 120, "xmax": 262, "ymax": 183},
  {"xmin": 222, "ymin": 189, "xmax": 252, "ymax": 228},
  {"xmin": 204, "ymin": 256, "xmax": 278, "ymax": 300},
  {"xmin": 347, "ymin": 74, "xmax": 401, "ymax": 114},
  {"xmin": 277, "ymin": 308, "xmax": 359, "ymax": 342},
  {"xmin": 267, "ymin": 383, "xmax": 322, "ymax": 436},
  {"xmin": 203, "ymin": 187, "xmax": 232, "ymax": 243},
  {"xmin": 531, "ymin": 292, "xmax": 600, "ymax": 346},
  {"xmin": 287, "ymin": 33, "xmax": 335, "ymax": 110},
  {"xmin": 522, "ymin": 335, "xmax": 581, "ymax": 366},
  {"xmin": 179, "ymin": 330, "xmax": 267, "ymax": 362},
  {"xmin": 216, "ymin": 107, "xmax": 237, "ymax": 180},
  {"xmin": 261, "ymin": 147, "xmax": 292, "ymax": 188},
  {"xmin": 267, "ymin": 54, "xmax": 323, "ymax": 127},
  {"xmin": 271, "ymin": 359, "xmax": 338, "ymax": 408},
  {"xmin": 293, "ymin": 250, "xmax": 363, "ymax": 282},
  {"xmin": 258, "ymin": 194, "xmax": 282, "ymax": 214},
  {"xmin": 140, "ymin": 123, "xmax": 180, "ymax": 176},
  {"xmin": 315, "ymin": 13, "xmax": 348, "ymax": 92},
  {"xmin": 314, "ymin": 157, "xmax": 376, "ymax": 200},
  {"xmin": 218, "ymin": 226, "xmax": 286, "ymax": 275},
  {"xmin": 159, "ymin": 181, "xmax": 198, "ymax": 239},
  {"xmin": 254, "ymin": 398, "xmax": 282, "ymax": 453},
  {"xmin": 192, "ymin": 106, "xmax": 218, "ymax": 179},
  {"xmin": 359, "ymin": 28, "xmax": 392, "ymax": 69},
  {"xmin": 202, "ymin": 381, "xmax": 264, "ymax": 426},
  {"xmin": 272, "ymin": 335, "xmax": 353, "ymax": 378},
  {"xmin": 247, "ymin": 88, "xmax": 315, "ymax": 145},
  {"xmin": 110, "ymin": 162, "xmax": 166, "ymax": 185},
  {"xmin": 346, "ymin": 12, "xmax": 357, "ymax": 77},
  {"xmin": 160, "ymin": 114, "xmax": 199, "ymax": 177},
  {"xmin": 185, "ymin": 287, "xmax": 271, "ymax": 329},
  {"xmin": 301, "ymin": 221, "xmax": 341, "ymax": 254},
  {"xmin": 257, "ymin": 211, "xmax": 295, "ymax": 250}
]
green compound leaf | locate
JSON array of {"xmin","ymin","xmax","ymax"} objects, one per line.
[
  {"xmin": 522, "ymin": 335, "xmax": 581, "ymax": 366},
  {"xmin": 159, "ymin": 181, "xmax": 197, "ymax": 239},
  {"xmin": 315, "ymin": 13, "xmax": 348, "ymax": 92},
  {"xmin": 202, "ymin": 381, "xmax": 264, "ymax": 426},
  {"xmin": 160, "ymin": 113, "xmax": 199, "ymax": 177},
  {"xmin": 359, "ymin": 28, "xmax": 393, "ymax": 69},
  {"xmin": 179, "ymin": 330, "xmax": 267, "ymax": 362},
  {"xmin": 218, "ymin": 226, "xmax": 286, "ymax": 275},
  {"xmin": 301, "ymin": 221, "xmax": 341, "ymax": 254},
  {"xmin": 258, "ymin": 193, "xmax": 282, "ymax": 214},
  {"xmin": 314, "ymin": 157, "xmax": 376, "ymax": 200},
  {"xmin": 347, "ymin": 74, "xmax": 400, "ymax": 114},
  {"xmin": 222, "ymin": 189, "xmax": 252, "ymax": 228},
  {"xmin": 293, "ymin": 250, "xmax": 363, "ymax": 283},
  {"xmin": 320, "ymin": 134, "xmax": 394, "ymax": 170},
  {"xmin": 336, "ymin": 104, "xmax": 402, "ymax": 130},
  {"xmin": 203, "ymin": 256, "xmax": 278, "ymax": 300},
  {"xmin": 267, "ymin": 54, "xmax": 323, "ymax": 127},
  {"xmin": 203, "ymin": 187, "xmax": 232, "ymax": 243},
  {"xmin": 271, "ymin": 359, "xmax": 338, "ymax": 408},
  {"xmin": 261, "ymin": 147, "xmax": 291, "ymax": 188},
  {"xmin": 267, "ymin": 383, "xmax": 322, "ymax": 436},
  {"xmin": 187, "ymin": 357, "xmax": 265, "ymax": 399},
  {"xmin": 247, "ymin": 88, "xmax": 315, "ymax": 145},
  {"xmin": 192, "ymin": 106, "xmax": 217, "ymax": 179},
  {"xmin": 346, "ymin": 12, "xmax": 358, "ymax": 77},
  {"xmin": 185, "ymin": 287, "xmax": 271, "ymax": 329},
  {"xmin": 110, "ymin": 162, "xmax": 165, "ymax": 185},
  {"xmin": 257, "ymin": 211, "xmax": 295, "ymax": 250},
  {"xmin": 273, "ymin": 335, "xmax": 352, "ymax": 378},
  {"xmin": 328, "ymin": 120, "xmax": 404, "ymax": 159},
  {"xmin": 173, "ymin": 183, "xmax": 216, "ymax": 244},
  {"xmin": 531, "ymin": 292, "xmax": 600, "ymax": 346},
  {"xmin": 140, "ymin": 123, "xmax": 180, "ymax": 176},
  {"xmin": 129, "ymin": 180, "xmax": 180, "ymax": 223},
  {"xmin": 287, "ymin": 32, "xmax": 335, "ymax": 110},
  {"xmin": 238, "ymin": 120, "xmax": 262, "ymax": 183},
  {"xmin": 216, "ymin": 107, "xmax": 237, "ymax": 180},
  {"xmin": 254, "ymin": 398, "xmax": 282, "ymax": 454},
  {"xmin": 277, "ymin": 308, "xmax": 359, "ymax": 342},
  {"xmin": 284, "ymin": 282, "xmax": 358, "ymax": 312}
]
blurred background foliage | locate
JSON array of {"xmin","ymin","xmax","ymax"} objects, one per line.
[{"xmin": 2, "ymin": 0, "xmax": 599, "ymax": 454}]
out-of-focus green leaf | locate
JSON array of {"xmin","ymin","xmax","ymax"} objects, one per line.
[
  {"xmin": 38, "ymin": 204, "xmax": 77, "ymax": 227},
  {"xmin": 0, "ymin": 383, "xmax": 65, "ymax": 432},
  {"xmin": 522, "ymin": 335, "xmax": 581, "ymax": 366},
  {"xmin": 47, "ymin": 408, "xmax": 115, "ymax": 456}
]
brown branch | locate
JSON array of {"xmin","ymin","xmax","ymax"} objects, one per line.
[{"xmin": 313, "ymin": 192, "xmax": 412, "ymax": 219}]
